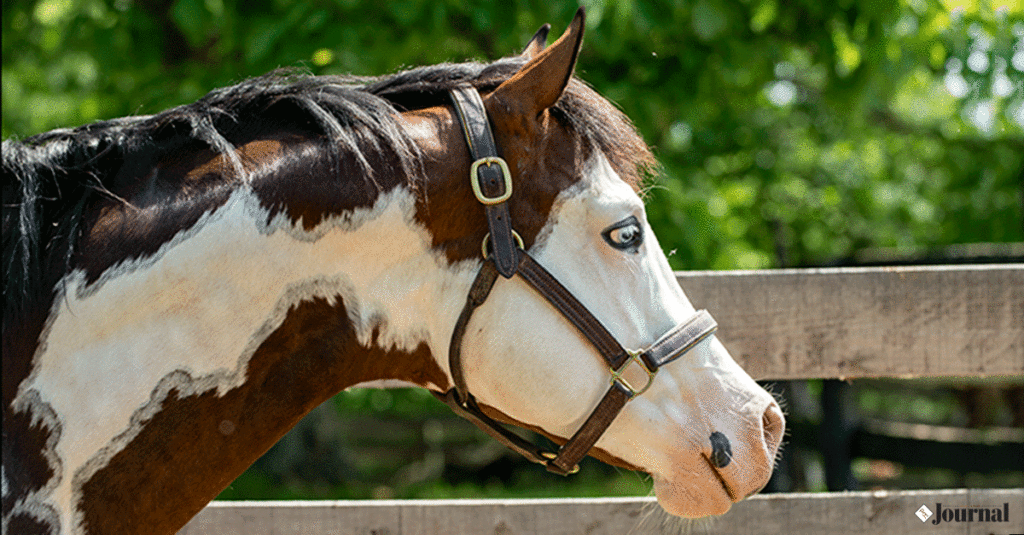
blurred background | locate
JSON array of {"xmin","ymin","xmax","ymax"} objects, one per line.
[{"xmin": 4, "ymin": 0, "xmax": 1021, "ymax": 500}]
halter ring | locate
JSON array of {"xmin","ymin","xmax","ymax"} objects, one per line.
[
  {"xmin": 482, "ymin": 230, "xmax": 524, "ymax": 259},
  {"xmin": 610, "ymin": 349, "xmax": 658, "ymax": 398}
]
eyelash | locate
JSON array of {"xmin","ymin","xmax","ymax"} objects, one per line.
[{"xmin": 602, "ymin": 216, "xmax": 643, "ymax": 253}]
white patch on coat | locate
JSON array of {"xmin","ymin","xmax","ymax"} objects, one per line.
[
  {"xmin": 13, "ymin": 185, "xmax": 475, "ymax": 533},
  {"xmin": 461, "ymin": 153, "xmax": 782, "ymax": 518}
]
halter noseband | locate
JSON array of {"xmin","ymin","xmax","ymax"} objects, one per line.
[{"xmin": 433, "ymin": 85, "xmax": 719, "ymax": 475}]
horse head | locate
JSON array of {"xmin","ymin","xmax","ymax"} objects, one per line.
[{"xmin": 402, "ymin": 9, "xmax": 785, "ymax": 518}]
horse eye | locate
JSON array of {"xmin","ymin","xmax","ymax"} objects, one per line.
[{"xmin": 602, "ymin": 216, "xmax": 643, "ymax": 253}]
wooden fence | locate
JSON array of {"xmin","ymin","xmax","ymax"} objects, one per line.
[
  {"xmin": 180, "ymin": 489, "xmax": 1023, "ymax": 534},
  {"xmin": 680, "ymin": 264, "xmax": 1022, "ymax": 381},
  {"xmin": 179, "ymin": 265, "xmax": 1024, "ymax": 534}
]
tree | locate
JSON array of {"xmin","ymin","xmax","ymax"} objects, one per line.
[{"xmin": 3, "ymin": 0, "xmax": 1021, "ymax": 269}]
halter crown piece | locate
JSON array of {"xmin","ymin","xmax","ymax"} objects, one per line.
[{"xmin": 434, "ymin": 85, "xmax": 719, "ymax": 475}]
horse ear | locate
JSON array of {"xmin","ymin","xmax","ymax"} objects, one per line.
[
  {"xmin": 489, "ymin": 7, "xmax": 585, "ymax": 119},
  {"xmin": 521, "ymin": 24, "xmax": 551, "ymax": 59}
]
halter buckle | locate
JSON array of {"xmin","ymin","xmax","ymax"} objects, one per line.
[
  {"xmin": 470, "ymin": 157, "xmax": 513, "ymax": 205},
  {"xmin": 610, "ymin": 349, "xmax": 658, "ymax": 398}
]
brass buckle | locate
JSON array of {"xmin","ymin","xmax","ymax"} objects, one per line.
[
  {"xmin": 610, "ymin": 349, "xmax": 657, "ymax": 398},
  {"xmin": 482, "ymin": 230, "xmax": 524, "ymax": 259},
  {"xmin": 470, "ymin": 157, "xmax": 513, "ymax": 205}
]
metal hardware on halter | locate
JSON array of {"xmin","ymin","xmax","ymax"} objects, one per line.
[
  {"xmin": 471, "ymin": 157, "xmax": 513, "ymax": 205},
  {"xmin": 541, "ymin": 451, "xmax": 580, "ymax": 474},
  {"xmin": 610, "ymin": 349, "xmax": 657, "ymax": 397},
  {"xmin": 482, "ymin": 230, "xmax": 524, "ymax": 259}
]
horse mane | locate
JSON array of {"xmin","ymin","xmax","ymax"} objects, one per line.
[{"xmin": 2, "ymin": 56, "xmax": 654, "ymax": 317}]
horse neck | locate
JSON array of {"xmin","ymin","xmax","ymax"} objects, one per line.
[{"xmin": 7, "ymin": 136, "xmax": 462, "ymax": 534}]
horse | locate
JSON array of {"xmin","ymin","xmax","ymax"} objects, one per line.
[{"xmin": 2, "ymin": 9, "xmax": 784, "ymax": 534}]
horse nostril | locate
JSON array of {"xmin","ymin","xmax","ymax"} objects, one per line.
[
  {"xmin": 709, "ymin": 431, "xmax": 732, "ymax": 468},
  {"xmin": 761, "ymin": 401, "xmax": 785, "ymax": 455}
]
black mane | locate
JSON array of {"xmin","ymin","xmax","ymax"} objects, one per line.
[{"xmin": 2, "ymin": 57, "xmax": 653, "ymax": 316}]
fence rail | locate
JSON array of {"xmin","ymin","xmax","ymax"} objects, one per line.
[
  {"xmin": 179, "ymin": 489, "xmax": 1024, "ymax": 534},
  {"xmin": 677, "ymin": 264, "xmax": 1023, "ymax": 380},
  {"xmin": 179, "ymin": 265, "xmax": 1024, "ymax": 534}
]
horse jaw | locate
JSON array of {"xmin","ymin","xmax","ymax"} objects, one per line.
[{"xmin": 462, "ymin": 152, "xmax": 784, "ymax": 518}]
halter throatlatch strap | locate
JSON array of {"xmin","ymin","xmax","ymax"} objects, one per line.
[{"xmin": 438, "ymin": 85, "xmax": 720, "ymax": 476}]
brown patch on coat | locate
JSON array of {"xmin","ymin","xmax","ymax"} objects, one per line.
[
  {"xmin": 77, "ymin": 128, "xmax": 411, "ymax": 287},
  {"xmin": 3, "ymin": 299, "xmax": 61, "ymax": 534},
  {"xmin": 77, "ymin": 295, "xmax": 448, "ymax": 535},
  {"xmin": 407, "ymin": 99, "xmax": 587, "ymax": 266},
  {"xmin": 1, "ymin": 408, "xmax": 61, "ymax": 535},
  {"xmin": 246, "ymin": 134, "xmax": 411, "ymax": 232},
  {"xmin": 77, "ymin": 138, "xmax": 244, "ymax": 285}
]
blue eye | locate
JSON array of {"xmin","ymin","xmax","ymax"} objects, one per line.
[{"xmin": 602, "ymin": 216, "xmax": 643, "ymax": 253}]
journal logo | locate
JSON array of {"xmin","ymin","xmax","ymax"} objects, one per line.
[{"xmin": 918, "ymin": 502, "xmax": 1012, "ymax": 525}]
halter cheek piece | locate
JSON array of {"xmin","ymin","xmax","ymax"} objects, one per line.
[{"xmin": 434, "ymin": 85, "xmax": 719, "ymax": 476}]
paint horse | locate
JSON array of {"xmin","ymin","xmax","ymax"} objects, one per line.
[{"xmin": 2, "ymin": 10, "xmax": 784, "ymax": 534}]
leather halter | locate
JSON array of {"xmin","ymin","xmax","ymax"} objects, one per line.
[{"xmin": 434, "ymin": 85, "xmax": 719, "ymax": 475}]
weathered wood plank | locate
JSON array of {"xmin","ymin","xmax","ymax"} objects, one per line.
[
  {"xmin": 178, "ymin": 489, "xmax": 1023, "ymax": 535},
  {"xmin": 676, "ymin": 265, "xmax": 1024, "ymax": 380}
]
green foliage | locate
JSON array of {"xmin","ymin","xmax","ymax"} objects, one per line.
[{"xmin": 3, "ymin": 0, "xmax": 1021, "ymax": 268}]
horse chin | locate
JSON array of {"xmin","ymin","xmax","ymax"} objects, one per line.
[{"xmin": 652, "ymin": 466, "xmax": 734, "ymax": 519}]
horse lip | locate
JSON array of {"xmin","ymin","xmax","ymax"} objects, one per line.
[
  {"xmin": 703, "ymin": 453, "xmax": 738, "ymax": 502},
  {"xmin": 745, "ymin": 475, "xmax": 772, "ymax": 499}
]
